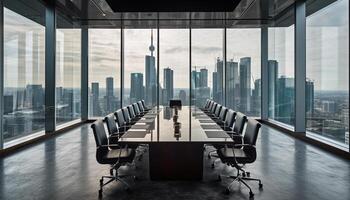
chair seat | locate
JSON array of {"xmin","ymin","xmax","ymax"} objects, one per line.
[
  {"xmin": 218, "ymin": 147, "xmax": 253, "ymax": 164},
  {"xmin": 101, "ymin": 148, "xmax": 135, "ymax": 164}
]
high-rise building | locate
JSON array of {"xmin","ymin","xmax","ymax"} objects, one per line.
[
  {"xmin": 276, "ymin": 76, "xmax": 295, "ymax": 125},
  {"xmin": 239, "ymin": 57, "xmax": 251, "ymax": 113},
  {"xmin": 268, "ymin": 60, "xmax": 278, "ymax": 118},
  {"xmin": 130, "ymin": 73, "xmax": 144, "ymax": 102},
  {"xmin": 252, "ymin": 79, "xmax": 261, "ymax": 116},
  {"xmin": 91, "ymin": 82, "xmax": 101, "ymax": 116},
  {"xmin": 199, "ymin": 68, "xmax": 208, "ymax": 88},
  {"xmin": 145, "ymin": 29, "xmax": 156, "ymax": 106},
  {"xmin": 163, "ymin": 67, "xmax": 174, "ymax": 104},
  {"xmin": 226, "ymin": 59, "xmax": 239, "ymax": 109},
  {"xmin": 25, "ymin": 84, "xmax": 44, "ymax": 111},
  {"xmin": 213, "ymin": 58, "xmax": 223, "ymax": 103},
  {"xmin": 191, "ymin": 70, "xmax": 200, "ymax": 89},
  {"xmin": 105, "ymin": 77, "xmax": 115, "ymax": 113},
  {"xmin": 306, "ymin": 79, "xmax": 314, "ymax": 115},
  {"xmin": 178, "ymin": 90, "xmax": 187, "ymax": 105}
]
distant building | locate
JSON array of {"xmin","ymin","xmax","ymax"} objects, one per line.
[
  {"xmin": 239, "ymin": 57, "xmax": 251, "ymax": 113},
  {"xmin": 276, "ymin": 76, "xmax": 294, "ymax": 125},
  {"xmin": 226, "ymin": 59, "xmax": 239, "ymax": 110},
  {"xmin": 105, "ymin": 77, "xmax": 115, "ymax": 113},
  {"xmin": 345, "ymin": 132, "xmax": 349, "ymax": 145},
  {"xmin": 268, "ymin": 60, "xmax": 278, "ymax": 118},
  {"xmin": 145, "ymin": 29, "xmax": 157, "ymax": 106},
  {"xmin": 199, "ymin": 68, "xmax": 208, "ymax": 88},
  {"xmin": 91, "ymin": 82, "xmax": 101, "ymax": 116},
  {"xmin": 163, "ymin": 67, "xmax": 174, "ymax": 104},
  {"xmin": 130, "ymin": 73, "xmax": 144, "ymax": 102},
  {"xmin": 322, "ymin": 101, "xmax": 336, "ymax": 113},
  {"xmin": 178, "ymin": 90, "xmax": 187, "ymax": 105},
  {"xmin": 306, "ymin": 79, "xmax": 314, "ymax": 115}
]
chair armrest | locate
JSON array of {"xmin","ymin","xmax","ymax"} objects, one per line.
[{"xmin": 233, "ymin": 144, "xmax": 255, "ymax": 148}]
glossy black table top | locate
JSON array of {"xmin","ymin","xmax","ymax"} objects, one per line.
[{"xmin": 119, "ymin": 106, "xmax": 233, "ymax": 143}]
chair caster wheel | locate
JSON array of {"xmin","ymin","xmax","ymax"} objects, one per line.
[
  {"xmin": 224, "ymin": 188, "xmax": 230, "ymax": 195},
  {"xmin": 211, "ymin": 163, "xmax": 215, "ymax": 169},
  {"xmin": 242, "ymin": 172, "xmax": 246, "ymax": 177},
  {"xmin": 249, "ymin": 191, "xmax": 254, "ymax": 198},
  {"xmin": 259, "ymin": 183, "xmax": 263, "ymax": 189},
  {"xmin": 246, "ymin": 172, "xmax": 250, "ymax": 177}
]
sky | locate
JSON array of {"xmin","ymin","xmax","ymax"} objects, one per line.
[{"xmin": 3, "ymin": 0, "xmax": 349, "ymax": 91}]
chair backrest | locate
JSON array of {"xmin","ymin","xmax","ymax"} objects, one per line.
[
  {"xmin": 207, "ymin": 101, "xmax": 214, "ymax": 110},
  {"xmin": 242, "ymin": 119, "xmax": 261, "ymax": 163},
  {"xmin": 204, "ymin": 99, "xmax": 210, "ymax": 109},
  {"xmin": 91, "ymin": 119, "xmax": 109, "ymax": 163},
  {"xmin": 137, "ymin": 101, "xmax": 145, "ymax": 112},
  {"xmin": 122, "ymin": 107, "xmax": 132, "ymax": 123},
  {"xmin": 218, "ymin": 106, "xmax": 228, "ymax": 121},
  {"xmin": 133, "ymin": 103, "xmax": 141, "ymax": 115},
  {"xmin": 214, "ymin": 104, "xmax": 222, "ymax": 117},
  {"xmin": 114, "ymin": 109, "xmax": 126, "ymax": 127},
  {"xmin": 210, "ymin": 102, "xmax": 218, "ymax": 113},
  {"xmin": 233, "ymin": 112, "xmax": 247, "ymax": 134},
  {"xmin": 127, "ymin": 105, "xmax": 136, "ymax": 118},
  {"xmin": 104, "ymin": 114, "xmax": 119, "ymax": 135},
  {"xmin": 141, "ymin": 99, "xmax": 147, "ymax": 109},
  {"xmin": 224, "ymin": 109, "xmax": 236, "ymax": 128}
]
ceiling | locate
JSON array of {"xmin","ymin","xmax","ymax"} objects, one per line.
[{"xmin": 3, "ymin": 0, "xmax": 339, "ymax": 29}]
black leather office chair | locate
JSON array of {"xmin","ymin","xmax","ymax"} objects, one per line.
[
  {"xmin": 203, "ymin": 100, "xmax": 213, "ymax": 112},
  {"xmin": 211, "ymin": 104, "xmax": 222, "ymax": 119},
  {"xmin": 205, "ymin": 102, "xmax": 217, "ymax": 114},
  {"xmin": 217, "ymin": 119, "xmax": 262, "ymax": 198},
  {"xmin": 91, "ymin": 119, "xmax": 136, "ymax": 197},
  {"xmin": 137, "ymin": 101, "xmax": 147, "ymax": 114},
  {"xmin": 141, "ymin": 100, "xmax": 151, "ymax": 111},
  {"xmin": 227, "ymin": 112, "xmax": 247, "ymax": 144},
  {"xmin": 133, "ymin": 103, "xmax": 144, "ymax": 116},
  {"xmin": 104, "ymin": 113, "xmax": 122, "ymax": 145},
  {"xmin": 202, "ymin": 99, "xmax": 211, "ymax": 110},
  {"xmin": 115, "ymin": 109, "xmax": 131, "ymax": 132},
  {"xmin": 211, "ymin": 106, "xmax": 228, "ymax": 124},
  {"xmin": 122, "ymin": 107, "xmax": 137, "ymax": 124},
  {"xmin": 218, "ymin": 109, "xmax": 236, "ymax": 131}
]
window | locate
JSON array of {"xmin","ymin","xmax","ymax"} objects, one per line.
[
  {"xmin": 226, "ymin": 28, "xmax": 261, "ymax": 116},
  {"xmin": 56, "ymin": 13, "xmax": 81, "ymax": 125},
  {"xmin": 191, "ymin": 29, "xmax": 224, "ymax": 107},
  {"xmin": 3, "ymin": 5, "xmax": 45, "ymax": 143},
  {"xmin": 268, "ymin": 23, "xmax": 295, "ymax": 128},
  {"xmin": 306, "ymin": 0, "xmax": 349, "ymax": 147},
  {"xmin": 89, "ymin": 29, "xmax": 121, "ymax": 117},
  {"xmin": 159, "ymin": 29, "xmax": 189, "ymax": 106},
  {"xmin": 124, "ymin": 29, "xmax": 158, "ymax": 107}
]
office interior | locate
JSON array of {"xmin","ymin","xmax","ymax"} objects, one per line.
[{"xmin": 0, "ymin": 0, "xmax": 349, "ymax": 200}]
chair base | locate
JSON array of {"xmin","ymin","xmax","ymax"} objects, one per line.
[
  {"xmin": 98, "ymin": 168, "xmax": 136, "ymax": 198},
  {"xmin": 219, "ymin": 169, "xmax": 262, "ymax": 198}
]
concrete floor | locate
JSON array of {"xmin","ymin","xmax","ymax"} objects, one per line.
[{"xmin": 0, "ymin": 124, "xmax": 349, "ymax": 200}]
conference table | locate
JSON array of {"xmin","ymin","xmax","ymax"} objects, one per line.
[{"xmin": 118, "ymin": 106, "xmax": 234, "ymax": 180}]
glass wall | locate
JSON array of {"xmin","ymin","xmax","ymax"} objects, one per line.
[
  {"xmin": 306, "ymin": 0, "xmax": 349, "ymax": 146},
  {"xmin": 88, "ymin": 29, "xmax": 121, "ymax": 117},
  {"xmin": 123, "ymin": 29, "xmax": 158, "ymax": 107},
  {"xmin": 3, "ymin": 5, "xmax": 45, "ymax": 142},
  {"xmin": 268, "ymin": 24, "xmax": 295, "ymax": 128},
  {"xmin": 226, "ymin": 28, "xmax": 261, "ymax": 116},
  {"xmin": 191, "ymin": 29, "xmax": 224, "ymax": 107},
  {"xmin": 159, "ymin": 29, "xmax": 189, "ymax": 106},
  {"xmin": 56, "ymin": 28, "xmax": 81, "ymax": 125}
]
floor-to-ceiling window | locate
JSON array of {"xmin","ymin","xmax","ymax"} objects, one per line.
[
  {"xmin": 306, "ymin": 0, "xmax": 349, "ymax": 147},
  {"xmin": 159, "ymin": 29, "xmax": 189, "ymax": 106},
  {"xmin": 123, "ymin": 29, "xmax": 158, "ymax": 107},
  {"xmin": 226, "ymin": 28, "xmax": 261, "ymax": 116},
  {"xmin": 3, "ymin": 2, "xmax": 45, "ymax": 143},
  {"xmin": 268, "ymin": 10, "xmax": 295, "ymax": 128},
  {"xmin": 56, "ymin": 14, "xmax": 81, "ymax": 126},
  {"xmin": 88, "ymin": 29, "xmax": 121, "ymax": 117},
  {"xmin": 191, "ymin": 29, "xmax": 224, "ymax": 107}
]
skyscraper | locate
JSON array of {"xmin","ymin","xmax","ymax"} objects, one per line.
[
  {"xmin": 191, "ymin": 70, "xmax": 200, "ymax": 89},
  {"xmin": 199, "ymin": 68, "xmax": 208, "ymax": 88},
  {"xmin": 105, "ymin": 77, "xmax": 115, "ymax": 113},
  {"xmin": 25, "ymin": 84, "xmax": 44, "ymax": 111},
  {"xmin": 163, "ymin": 67, "xmax": 174, "ymax": 104},
  {"xmin": 239, "ymin": 57, "xmax": 251, "ymax": 113},
  {"xmin": 268, "ymin": 60, "xmax": 278, "ymax": 118},
  {"xmin": 226, "ymin": 59, "xmax": 239, "ymax": 109},
  {"xmin": 179, "ymin": 90, "xmax": 187, "ymax": 105},
  {"xmin": 277, "ymin": 76, "xmax": 295, "ymax": 125},
  {"xmin": 306, "ymin": 79, "xmax": 314, "ymax": 115},
  {"xmin": 91, "ymin": 82, "xmax": 101, "ymax": 116},
  {"xmin": 213, "ymin": 58, "xmax": 223, "ymax": 103},
  {"xmin": 130, "ymin": 73, "xmax": 144, "ymax": 102},
  {"xmin": 145, "ymin": 29, "xmax": 156, "ymax": 106}
]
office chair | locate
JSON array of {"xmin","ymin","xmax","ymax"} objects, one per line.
[
  {"xmin": 211, "ymin": 104, "xmax": 223, "ymax": 120},
  {"xmin": 127, "ymin": 105, "xmax": 140, "ymax": 120},
  {"xmin": 141, "ymin": 100, "xmax": 151, "ymax": 111},
  {"xmin": 201, "ymin": 99, "xmax": 210, "ymax": 110},
  {"xmin": 137, "ymin": 101, "xmax": 146, "ymax": 113},
  {"xmin": 114, "ymin": 109, "xmax": 131, "ymax": 132},
  {"xmin": 122, "ymin": 107, "xmax": 138, "ymax": 124},
  {"xmin": 226, "ymin": 112, "xmax": 247, "ymax": 144},
  {"xmin": 104, "ymin": 113, "xmax": 122, "ymax": 146},
  {"xmin": 217, "ymin": 119, "xmax": 262, "ymax": 198},
  {"xmin": 205, "ymin": 102, "xmax": 217, "ymax": 114},
  {"xmin": 213, "ymin": 106, "xmax": 228, "ymax": 123},
  {"xmin": 133, "ymin": 103, "xmax": 144, "ymax": 116},
  {"xmin": 207, "ymin": 103, "xmax": 220, "ymax": 117},
  {"xmin": 203, "ymin": 100, "xmax": 213, "ymax": 112},
  {"xmin": 90, "ymin": 119, "xmax": 136, "ymax": 197}
]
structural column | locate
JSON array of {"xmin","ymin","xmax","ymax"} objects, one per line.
[
  {"xmin": 45, "ymin": 1, "xmax": 56, "ymax": 133},
  {"xmin": 81, "ymin": 26, "xmax": 88, "ymax": 121},
  {"xmin": 294, "ymin": 0, "xmax": 306, "ymax": 133},
  {"xmin": 0, "ymin": 0, "xmax": 4, "ymax": 148},
  {"xmin": 261, "ymin": 27, "xmax": 268, "ymax": 120}
]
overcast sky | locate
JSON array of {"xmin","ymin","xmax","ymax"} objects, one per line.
[{"xmin": 3, "ymin": 0, "xmax": 349, "ymax": 91}]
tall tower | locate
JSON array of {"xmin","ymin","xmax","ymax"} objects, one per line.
[
  {"xmin": 163, "ymin": 67, "xmax": 174, "ymax": 104},
  {"xmin": 239, "ymin": 57, "xmax": 251, "ymax": 113},
  {"xmin": 145, "ymin": 29, "xmax": 156, "ymax": 106}
]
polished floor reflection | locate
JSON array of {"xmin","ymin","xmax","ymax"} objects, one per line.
[{"xmin": 0, "ymin": 124, "xmax": 349, "ymax": 200}]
